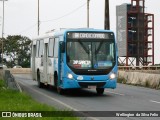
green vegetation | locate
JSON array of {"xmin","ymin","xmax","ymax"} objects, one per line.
[
  {"xmin": 1, "ymin": 35, "xmax": 31, "ymax": 68},
  {"xmin": 117, "ymin": 77, "xmax": 127, "ymax": 84},
  {"xmin": 144, "ymin": 80, "xmax": 150, "ymax": 88},
  {"xmin": 0, "ymin": 80, "xmax": 79, "ymax": 120}
]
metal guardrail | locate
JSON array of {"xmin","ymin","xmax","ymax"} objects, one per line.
[{"xmin": 118, "ymin": 66, "xmax": 160, "ymax": 71}]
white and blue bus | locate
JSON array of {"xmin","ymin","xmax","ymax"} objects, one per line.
[{"xmin": 31, "ymin": 28, "xmax": 118, "ymax": 95}]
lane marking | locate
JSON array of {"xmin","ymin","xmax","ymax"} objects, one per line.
[
  {"xmin": 105, "ymin": 90, "xmax": 125, "ymax": 96},
  {"xmin": 18, "ymin": 81, "xmax": 99, "ymax": 120},
  {"xmin": 150, "ymin": 100, "xmax": 160, "ymax": 104}
]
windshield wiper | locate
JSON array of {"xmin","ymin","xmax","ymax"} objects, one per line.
[
  {"xmin": 78, "ymin": 40, "xmax": 89, "ymax": 54},
  {"xmin": 95, "ymin": 41, "xmax": 103, "ymax": 54}
]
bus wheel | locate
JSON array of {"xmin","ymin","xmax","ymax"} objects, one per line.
[
  {"xmin": 57, "ymin": 87, "xmax": 64, "ymax": 95},
  {"xmin": 54, "ymin": 73, "xmax": 58, "ymax": 87},
  {"xmin": 96, "ymin": 88, "xmax": 104, "ymax": 95},
  {"xmin": 37, "ymin": 71, "xmax": 43, "ymax": 88}
]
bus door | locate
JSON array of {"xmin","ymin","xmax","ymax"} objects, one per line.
[
  {"xmin": 47, "ymin": 38, "xmax": 54, "ymax": 85},
  {"xmin": 43, "ymin": 38, "xmax": 49, "ymax": 84},
  {"xmin": 31, "ymin": 44, "xmax": 36, "ymax": 80},
  {"xmin": 58, "ymin": 37, "xmax": 65, "ymax": 87}
]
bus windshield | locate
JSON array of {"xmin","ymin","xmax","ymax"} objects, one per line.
[{"xmin": 66, "ymin": 32, "xmax": 116, "ymax": 75}]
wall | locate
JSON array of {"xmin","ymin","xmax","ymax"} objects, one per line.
[
  {"xmin": 118, "ymin": 71, "xmax": 160, "ymax": 89},
  {"xmin": 8, "ymin": 68, "xmax": 31, "ymax": 74}
]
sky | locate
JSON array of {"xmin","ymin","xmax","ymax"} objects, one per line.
[{"xmin": 0, "ymin": 0, "xmax": 159, "ymax": 64}]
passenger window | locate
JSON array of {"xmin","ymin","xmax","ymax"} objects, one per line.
[
  {"xmin": 39, "ymin": 40, "xmax": 44, "ymax": 57},
  {"xmin": 36, "ymin": 41, "xmax": 40, "ymax": 57},
  {"xmin": 48, "ymin": 38, "xmax": 54, "ymax": 57},
  {"xmin": 54, "ymin": 38, "xmax": 59, "ymax": 57}
]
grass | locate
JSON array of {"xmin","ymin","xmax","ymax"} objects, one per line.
[
  {"xmin": 0, "ymin": 80, "xmax": 79, "ymax": 120},
  {"xmin": 117, "ymin": 77, "xmax": 127, "ymax": 84}
]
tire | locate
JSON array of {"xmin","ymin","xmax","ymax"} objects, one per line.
[
  {"xmin": 54, "ymin": 73, "xmax": 64, "ymax": 94},
  {"xmin": 54, "ymin": 73, "xmax": 58, "ymax": 87},
  {"xmin": 57, "ymin": 87, "xmax": 64, "ymax": 95},
  {"xmin": 96, "ymin": 88, "xmax": 104, "ymax": 95},
  {"xmin": 37, "ymin": 71, "xmax": 43, "ymax": 88}
]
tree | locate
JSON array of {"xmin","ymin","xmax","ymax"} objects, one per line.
[
  {"xmin": 0, "ymin": 38, "xmax": 4, "ymax": 63},
  {"xmin": 3, "ymin": 35, "xmax": 31, "ymax": 68}
]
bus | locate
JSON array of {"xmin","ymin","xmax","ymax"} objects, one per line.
[{"xmin": 31, "ymin": 28, "xmax": 118, "ymax": 95}]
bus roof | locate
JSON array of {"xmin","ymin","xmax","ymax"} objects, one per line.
[{"xmin": 32, "ymin": 28, "xmax": 114, "ymax": 40}]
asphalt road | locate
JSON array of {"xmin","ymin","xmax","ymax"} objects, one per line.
[{"xmin": 14, "ymin": 74, "xmax": 160, "ymax": 120}]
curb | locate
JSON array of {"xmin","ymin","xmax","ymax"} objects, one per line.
[
  {"xmin": 3, "ymin": 70, "xmax": 22, "ymax": 92},
  {"xmin": 11, "ymin": 74, "xmax": 22, "ymax": 92}
]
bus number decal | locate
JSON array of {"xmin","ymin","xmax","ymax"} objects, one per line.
[{"xmin": 73, "ymin": 60, "xmax": 91, "ymax": 68}]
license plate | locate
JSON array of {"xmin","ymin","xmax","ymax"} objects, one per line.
[{"xmin": 88, "ymin": 86, "xmax": 96, "ymax": 89}]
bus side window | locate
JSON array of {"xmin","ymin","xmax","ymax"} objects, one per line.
[
  {"xmin": 36, "ymin": 40, "xmax": 40, "ymax": 57},
  {"xmin": 39, "ymin": 40, "xmax": 44, "ymax": 57},
  {"xmin": 48, "ymin": 38, "xmax": 54, "ymax": 57},
  {"xmin": 54, "ymin": 38, "xmax": 59, "ymax": 58}
]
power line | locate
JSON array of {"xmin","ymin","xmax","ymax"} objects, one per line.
[
  {"xmin": 17, "ymin": 2, "xmax": 87, "ymax": 35},
  {"xmin": 41, "ymin": 2, "xmax": 87, "ymax": 23},
  {"xmin": 17, "ymin": 23, "xmax": 37, "ymax": 34}
]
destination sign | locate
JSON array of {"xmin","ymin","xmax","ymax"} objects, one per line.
[{"xmin": 67, "ymin": 32, "xmax": 114, "ymax": 39}]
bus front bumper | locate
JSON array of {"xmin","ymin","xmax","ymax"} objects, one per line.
[{"xmin": 61, "ymin": 77, "xmax": 117, "ymax": 89}]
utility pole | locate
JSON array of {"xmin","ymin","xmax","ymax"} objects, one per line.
[
  {"xmin": 0, "ymin": 0, "xmax": 8, "ymax": 64},
  {"xmin": 104, "ymin": 0, "xmax": 110, "ymax": 30},
  {"xmin": 38, "ymin": 0, "xmax": 40, "ymax": 35},
  {"xmin": 87, "ymin": 0, "xmax": 90, "ymax": 28}
]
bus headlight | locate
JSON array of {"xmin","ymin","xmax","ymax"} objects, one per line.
[
  {"xmin": 109, "ymin": 73, "xmax": 116, "ymax": 80},
  {"xmin": 67, "ymin": 73, "xmax": 73, "ymax": 79}
]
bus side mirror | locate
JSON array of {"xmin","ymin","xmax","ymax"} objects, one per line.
[{"xmin": 60, "ymin": 41, "xmax": 65, "ymax": 53}]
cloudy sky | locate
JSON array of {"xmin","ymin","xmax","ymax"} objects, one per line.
[{"xmin": 0, "ymin": 0, "xmax": 159, "ymax": 64}]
